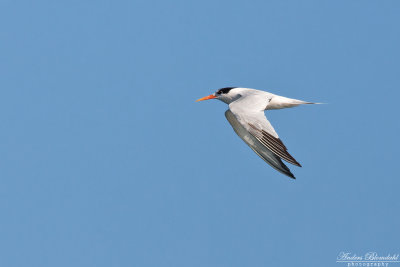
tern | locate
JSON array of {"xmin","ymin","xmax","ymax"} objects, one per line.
[{"xmin": 196, "ymin": 87, "xmax": 319, "ymax": 179}]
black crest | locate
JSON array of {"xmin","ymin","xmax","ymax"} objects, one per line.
[{"xmin": 216, "ymin": 87, "xmax": 236, "ymax": 95}]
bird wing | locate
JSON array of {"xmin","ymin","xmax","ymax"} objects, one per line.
[
  {"xmin": 228, "ymin": 94, "xmax": 301, "ymax": 167},
  {"xmin": 225, "ymin": 110, "xmax": 295, "ymax": 178}
]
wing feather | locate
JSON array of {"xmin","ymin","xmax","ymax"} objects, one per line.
[{"xmin": 249, "ymin": 123, "xmax": 301, "ymax": 167}]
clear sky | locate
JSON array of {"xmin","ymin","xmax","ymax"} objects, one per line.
[{"xmin": 0, "ymin": 0, "xmax": 399, "ymax": 266}]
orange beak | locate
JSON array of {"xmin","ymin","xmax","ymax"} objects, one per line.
[{"xmin": 196, "ymin": 94, "xmax": 216, "ymax": 102}]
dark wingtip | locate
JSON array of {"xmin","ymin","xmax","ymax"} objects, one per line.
[
  {"xmin": 286, "ymin": 172, "xmax": 296, "ymax": 179},
  {"xmin": 292, "ymin": 157, "xmax": 302, "ymax": 167}
]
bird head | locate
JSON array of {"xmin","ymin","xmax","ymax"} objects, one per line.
[{"xmin": 196, "ymin": 87, "xmax": 242, "ymax": 104}]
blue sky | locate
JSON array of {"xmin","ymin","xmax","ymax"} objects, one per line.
[{"xmin": 0, "ymin": 0, "xmax": 399, "ymax": 266}]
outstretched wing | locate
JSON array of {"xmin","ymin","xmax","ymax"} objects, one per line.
[{"xmin": 228, "ymin": 94, "xmax": 301, "ymax": 167}]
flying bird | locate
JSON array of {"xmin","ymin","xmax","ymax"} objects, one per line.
[{"xmin": 196, "ymin": 87, "xmax": 319, "ymax": 179}]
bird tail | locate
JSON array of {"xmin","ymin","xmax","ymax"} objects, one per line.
[{"xmin": 267, "ymin": 95, "xmax": 324, "ymax": 110}]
